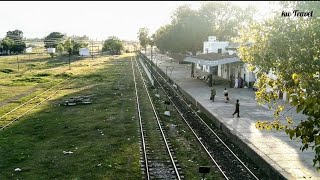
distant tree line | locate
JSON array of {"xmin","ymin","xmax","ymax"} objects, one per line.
[{"xmin": 0, "ymin": 29, "xmax": 125, "ymax": 56}]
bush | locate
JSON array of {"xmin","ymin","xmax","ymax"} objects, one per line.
[
  {"xmin": 54, "ymin": 72, "xmax": 73, "ymax": 78},
  {"xmin": 0, "ymin": 69, "xmax": 15, "ymax": 74},
  {"xmin": 34, "ymin": 73, "xmax": 51, "ymax": 77}
]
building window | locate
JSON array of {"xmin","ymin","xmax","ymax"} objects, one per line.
[{"xmin": 218, "ymin": 49, "xmax": 222, "ymax": 53}]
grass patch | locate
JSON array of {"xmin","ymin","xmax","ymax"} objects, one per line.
[
  {"xmin": 54, "ymin": 72, "xmax": 73, "ymax": 78},
  {"xmin": 0, "ymin": 55, "xmax": 141, "ymax": 179},
  {"xmin": 13, "ymin": 77, "xmax": 49, "ymax": 84}
]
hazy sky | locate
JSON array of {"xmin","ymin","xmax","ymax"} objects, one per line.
[{"xmin": 0, "ymin": 1, "xmax": 275, "ymax": 41}]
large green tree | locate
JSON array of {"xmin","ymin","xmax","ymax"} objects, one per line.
[
  {"xmin": 137, "ymin": 27, "xmax": 149, "ymax": 52},
  {"xmin": 4, "ymin": 30, "xmax": 26, "ymax": 54},
  {"xmin": 171, "ymin": 4, "xmax": 211, "ymax": 55},
  {"xmin": 198, "ymin": 2, "xmax": 256, "ymax": 41},
  {"xmin": 154, "ymin": 25, "xmax": 172, "ymax": 54},
  {"xmin": 153, "ymin": 2, "xmax": 255, "ymax": 56},
  {"xmin": 238, "ymin": 1, "xmax": 320, "ymax": 168},
  {"xmin": 0, "ymin": 37, "xmax": 15, "ymax": 54},
  {"xmin": 102, "ymin": 36, "xmax": 123, "ymax": 55},
  {"xmin": 44, "ymin": 32, "xmax": 65, "ymax": 48}
]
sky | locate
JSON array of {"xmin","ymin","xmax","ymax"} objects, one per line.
[{"xmin": 0, "ymin": 1, "xmax": 276, "ymax": 41}]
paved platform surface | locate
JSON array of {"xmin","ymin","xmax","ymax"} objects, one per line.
[{"xmin": 144, "ymin": 53, "xmax": 320, "ymax": 180}]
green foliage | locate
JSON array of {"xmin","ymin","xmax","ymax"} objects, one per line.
[
  {"xmin": 0, "ymin": 37, "xmax": 15, "ymax": 53},
  {"xmin": 12, "ymin": 77, "xmax": 49, "ymax": 85},
  {"xmin": 44, "ymin": 32, "xmax": 65, "ymax": 48},
  {"xmin": 198, "ymin": 2, "xmax": 256, "ymax": 41},
  {"xmin": 64, "ymin": 38, "xmax": 74, "ymax": 55},
  {"xmin": 54, "ymin": 72, "xmax": 73, "ymax": 78},
  {"xmin": 137, "ymin": 27, "xmax": 149, "ymax": 51},
  {"xmin": 0, "ymin": 30, "xmax": 26, "ymax": 54},
  {"xmin": 102, "ymin": 36, "xmax": 123, "ymax": 55},
  {"xmin": 56, "ymin": 43, "xmax": 64, "ymax": 54},
  {"xmin": 34, "ymin": 73, "xmax": 51, "ymax": 77},
  {"xmin": 72, "ymin": 41, "xmax": 88, "ymax": 55},
  {"xmin": 238, "ymin": 1, "xmax": 320, "ymax": 168},
  {"xmin": 153, "ymin": 2, "xmax": 255, "ymax": 55}
]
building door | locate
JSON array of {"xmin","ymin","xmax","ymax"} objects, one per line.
[
  {"xmin": 244, "ymin": 74, "xmax": 246, "ymax": 86},
  {"xmin": 211, "ymin": 66, "xmax": 218, "ymax": 75},
  {"xmin": 230, "ymin": 67, "xmax": 235, "ymax": 79}
]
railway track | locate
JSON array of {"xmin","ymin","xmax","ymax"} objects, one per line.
[
  {"xmin": 0, "ymin": 78, "xmax": 77, "ymax": 130},
  {"xmin": 138, "ymin": 52, "xmax": 264, "ymax": 180},
  {"xmin": 131, "ymin": 56, "xmax": 183, "ymax": 180}
]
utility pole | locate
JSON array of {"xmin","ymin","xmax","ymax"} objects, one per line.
[
  {"xmin": 17, "ymin": 57, "xmax": 20, "ymax": 71},
  {"xmin": 68, "ymin": 53, "xmax": 71, "ymax": 70},
  {"xmin": 91, "ymin": 40, "xmax": 94, "ymax": 60},
  {"xmin": 69, "ymin": 41, "xmax": 71, "ymax": 70}
]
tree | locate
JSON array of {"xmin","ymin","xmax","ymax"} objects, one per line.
[
  {"xmin": 154, "ymin": 25, "xmax": 173, "ymax": 54},
  {"xmin": 0, "ymin": 37, "xmax": 15, "ymax": 55},
  {"xmin": 64, "ymin": 38, "xmax": 75, "ymax": 69},
  {"xmin": 4, "ymin": 30, "xmax": 26, "ymax": 54},
  {"xmin": 44, "ymin": 32, "xmax": 65, "ymax": 48},
  {"xmin": 153, "ymin": 3, "xmax": 255, "ymax": 56},
  {"xmin": 102, "ymin": 36, "xmax": 123, "ymax": 55},
  {"xmin": 171, "ymin": 4, "xmax": 211, "ymax": 55},
  {"xmin": 72, "ymin": 41, "xmax": 88, "ymax": 55},
  {"xmin": 198, "ymin": 2, "xmax": 256, "ymax": 41},
  {"xmin": 56, "ymin": 43, "xmax": 64, "ymax": 55},
  {"xmin": 137, "ymin": 27, "xmax": 149, "ymax": 52},
  {"xmin": 64, "ymin": 38, "xmax": 74, "ymax": 55},
  {"xmin": 238, "ymin": 1, "xmax": 320, "ymax": 169}
]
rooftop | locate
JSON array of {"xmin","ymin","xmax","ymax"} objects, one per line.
[{"xmin": 169, "ymin": 53, "xmax": 190, "ymax": 62}]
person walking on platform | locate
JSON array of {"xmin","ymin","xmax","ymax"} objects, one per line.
[
  {"xmin": 234, "ymin": 77, "xmax": 238, "ymax": 88},
  {"xmin": 210, "ymin": 87, "xmax": 216, "ymax": 102},
  {"xmin": 223, "ymin": 88, "xmax": 229, "ymax": 103},
  {"xmin": 232, "ymin": 99, "xmax": 240, "ymax": 118}
]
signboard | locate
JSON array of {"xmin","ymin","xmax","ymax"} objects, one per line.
[
  {"xmin": 25, "ymin": 47, "xmax": 32, "ymax": 53},
  {"xmin": 79, "ymin": 48, "xmax": 90, "ymax": 56},
  {"xmin": 47, "ymin": 48, "xmax": 56, "ymax": 54}
]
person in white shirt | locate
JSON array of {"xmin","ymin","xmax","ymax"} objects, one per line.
[{"xmin": 234, "ymin": 77, "xmax": 238, "ymax": 88}]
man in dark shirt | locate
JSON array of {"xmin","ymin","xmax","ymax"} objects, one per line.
[
  {"xmin": 232, "ymin": 99, "xmax": 240, "ymax": 118},
  {"xmin": 210, "ymin": 87, "xmax": 216, "ymax": 102}
]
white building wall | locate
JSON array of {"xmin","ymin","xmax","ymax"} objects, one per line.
[
  {"xmin": 218, "ymin": 65, "xmax": 222, "ymax": 76},
  {"xmin": 201, "ymin": 36, "xmax": 258, "ymax": 84},
  {"xmin": 221, "ymin": 64, "xmax": 228, "ymax": 79},
  {"xmin": 47, "ymin": 48, "xmax": 55, "ymax": 54},
  {"xmin": 203, "ymin": 41, "xmax": 229, "ymax": 54}
]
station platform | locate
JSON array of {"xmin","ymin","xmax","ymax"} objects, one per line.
[{"xmin": 143, "ymin": 53, "xmax": 320, "ymax": 180}]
